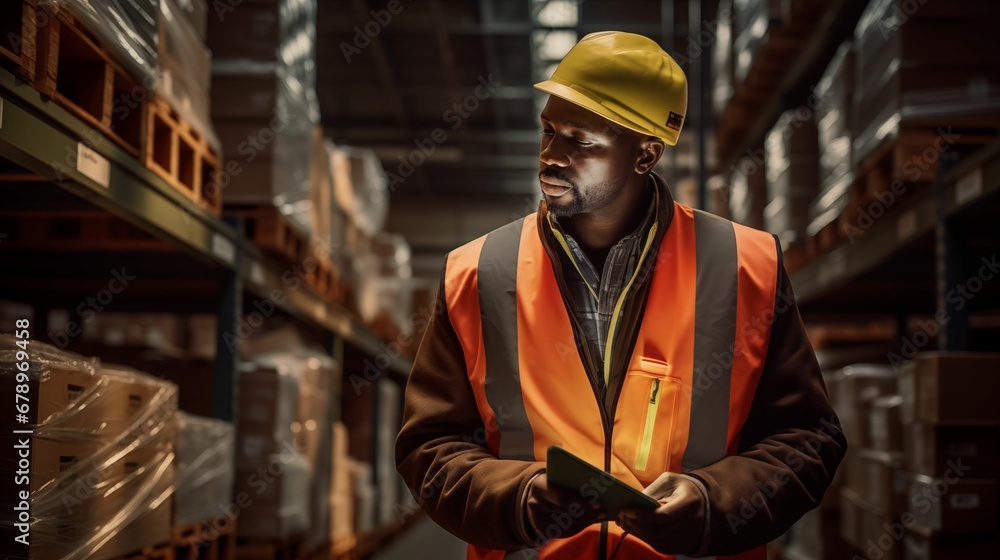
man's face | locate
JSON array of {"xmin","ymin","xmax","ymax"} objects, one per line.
[{"xmin": 538, "ymin": 95, "xmax": 641, "ymax": 218}]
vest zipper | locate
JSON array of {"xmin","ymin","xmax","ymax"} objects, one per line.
[
  {"xmin": 635, "ymin": 378, "xmax": 661, "ymax": 471},
  {"xmin": 547, "ymin": 213, "xmax": 660, "ymax": 560}
]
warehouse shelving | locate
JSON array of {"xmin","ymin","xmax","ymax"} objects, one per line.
[
  {"xmin": 0, "ymin": 65, "xmax": 413, "ymax": 412},
  {"xmin": 715, "ymin": 0, "xmax": 869, "ymax": 173},
  {"xmin": 791, "ymin": 139, "xmax": 1000, "ymax": 310}
]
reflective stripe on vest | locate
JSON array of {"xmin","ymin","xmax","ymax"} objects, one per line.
[{"xmin": 446, "ymin": 202, "xmax": 777, "ymax": 560}]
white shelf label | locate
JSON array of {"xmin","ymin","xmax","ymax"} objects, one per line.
[
  {"xmin": 249, "ymin": 261, "xmax": 265, "ymax": 285},
  {"xmin": 955, "ymin": 168, "xmax": 983, "ymax": 206},
  {"xmin": 897, "ymin": 210, "xmax": 918, "ymax": 241},
  {"xmin": 211, "ymin": 233, "xmax": 235, "ymax": 265},
  {"xmin": 76, "ymin": 143, "xmax": 110, "ymax": 188}
]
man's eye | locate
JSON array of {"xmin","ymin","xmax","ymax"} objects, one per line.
[
  {"xmin": 575, "ymin": 138, "xmax": 592, "ymax": 146},
  {"xmin": 541, "ymin": 129, "xmax": 554, "ymax": 135}
]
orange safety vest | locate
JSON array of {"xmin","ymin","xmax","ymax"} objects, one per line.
[{"xmin": 444, "ymin": 202, "xmax": 778, "ymax": 560}]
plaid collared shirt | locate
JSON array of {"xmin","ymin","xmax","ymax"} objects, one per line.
[{"xmin": 549, "ymin": 181, "xmax": 657, "ymax": 397}]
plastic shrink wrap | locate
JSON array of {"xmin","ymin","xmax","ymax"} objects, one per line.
[
  {"xmin": 0, "ymin": 335, "xmax": 178, "ymax": 560},
  {"xmin": 174, "ymin": 412, "xmax": 235, "ymax": 527},
  {"xmin": 38, "ymin": 0, "xmax": 159, "ymax": 87}
]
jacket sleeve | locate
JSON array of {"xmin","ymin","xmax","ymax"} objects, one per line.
[
  {"xmin": 395, "ymin": 270, "xmax": 546, "ymax": 550},
  {"xmin": 685, "ymin": 254, "xmax": 848, "ymax": 556}
]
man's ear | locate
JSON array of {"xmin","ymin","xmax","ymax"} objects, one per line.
[{"xmin": 635, "ymin": 137, "xmax": 665, "ymax": 174}]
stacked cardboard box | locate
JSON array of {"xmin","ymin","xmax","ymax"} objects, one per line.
[
  {"xmin": 730, "ymin": 0, "xmax": 781, "ymax": 85},
  {"xmin": 233, "ymin": 361, "xmax": 311, "ymax": 540},
  {"xmin": 352, "ymin": 460, "xmax": 378, "ymax": 536},
  {"xmin": 330, "ymin": 421, "xmax": 355, "ymax": 544},
  {"xmin": 711, "ymin": 0, "xmax": 735, "ymax": 118},
  {"xmin": 828, "ymin": 364, "xmax": 899, "ymax": 556},
  {"xmin": 376, "ymin": 380, "xmax": 402, "ymax": 526},
  {"xmin": 0, "ymin": 337, "xmax": 178, "ymax": 560},
  {"xmin": 897, "ymin": 353, "xmax": 1000, "ymax": 556},
  {"xmin": 174, "ymin": 412, "xmax": 236, "ymax": 527},
  {"xmin": 728, "ymin": 151, "xmax": 767, "ymax": 230},
  {"xmin": 764, "ymin": 110, "xmax": 819, "ymax": 249},
  {"xmin": 853, "ymin": 0, "xmax": 1000, "ymax": 166},
  {"xmin": 155, "ymin": 0, "xmax": 219, "ymax": 156},
  {"xmin": 808, "ymin": 41, "xmax": 855, "ymax": 238},
  {"xmin": 210, "ymin": 0, "xmax": 324, "ymax": 241}
]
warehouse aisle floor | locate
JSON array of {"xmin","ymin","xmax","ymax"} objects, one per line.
[{"xmin": 372, "ymin": 516, "xmax": 466, "ymax": 560}]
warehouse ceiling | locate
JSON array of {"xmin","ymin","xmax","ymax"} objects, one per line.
[{"xmin": 316, "ymin": 0, "xmax": 715, "ymax": 281}]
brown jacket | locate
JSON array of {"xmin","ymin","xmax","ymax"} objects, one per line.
[{"xmin": 395, "ymin": 175, "xmax": 846, "ymax": 555}]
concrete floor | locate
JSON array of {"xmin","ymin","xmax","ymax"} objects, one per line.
[{"xmin": 371, "ymin": 516, "xmax": 466, "ymax": 560}]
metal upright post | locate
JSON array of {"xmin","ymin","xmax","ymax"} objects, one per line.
[
  {"xmin": 212, "ymin": 216, "xmax": 244, "ymax": 421},
  {"xmin": 934, "ymin": 152, "xmax": 968, "ymax": 351}
]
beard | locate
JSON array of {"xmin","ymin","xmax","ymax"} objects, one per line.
[{"xmin": 546, "ymin": 172, "xmax": 630, "ymax": 219}]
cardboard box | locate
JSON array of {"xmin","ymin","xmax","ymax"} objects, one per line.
[
  {"xmin": 839, "ymin": 487, "xmax": 863, "ymax": 550},
  {"xmin": 236, "ymin": 365, "xmax": 300, "ymax": 459},
  {"xmin": 844, "ymin": 452, "xmax": 869, "ymax": 498},
  {"xmin": 903, "ymin": 531, "xmax": 1000, "ymax": 560},
  {"xmin": 862, "ymin": 449, "xmax": 907, "ymax": 514},
  {"xmin": 904, "ymin": 423, "xmax": 999, "ymax": 478},
  {"xmin": 234, "ymin": 453, "xmax": 312, "ymax": 540},
  {"xmin": 832, "ymin": 364, "xmax": 899, "ymax": 449},
  {"xmin": 907, "ymin": 474, "xmax": 998, "ymax": 537},
  {"xmin": 871, "ymin": 395, "xmax": 904, "ymax": 453},
  {"xmin": 899, "ymin": 353, "xmax": 1000, "ymax": 425}
]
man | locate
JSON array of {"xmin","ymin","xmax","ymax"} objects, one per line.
[{"xmin": 396, "ymin": 31, "xmax": 846, "ymax": 559}]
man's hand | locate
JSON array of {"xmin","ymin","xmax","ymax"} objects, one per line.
[
  {"xmin": 616, "ymin": 472, "xmax": 707, "ymax": 555},
  {"xmin": 524, "ymin": 472, "xmax": 609, "ymax": 544}
]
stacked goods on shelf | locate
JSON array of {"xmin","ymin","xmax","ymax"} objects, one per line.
[
  {"xmin": 375, "ymin": 380, "xmax": 402, "ymax": 526},
  {"xmin": 351, "ymin": 460, "xmax": 378, "ymax": 536},
  {"xmin": 369, "ymin": 233, "xmax": 415, "ymax": 342},
  {"xmin": 233, "ymin": 359, "xmax": 311, "ymax": 541},
  {"xmin": 329, "ymin": 143, "xmax": 391, "ymax": 319},
  {"xmin": 174, "ymin": 412, "xmax": 235, "ymax": 528},
  {"xmin": 728, "ymin": 149, "xmax": 767, "ymax": 230},
  {"xmin": 30, "ymin": 0, "xmax": 154, "ymax": 156},
  {"xmin": 827, "ymin": 364, "xmax": 898, "ymax": 555},
  {"xmin": 330, "ymin": 421, "xmax": 355, "ymax": 549},
  {"xmin": 236, "ymin": 325, "xmax": 339, "ymax": 549},
  {"xmin": 731, "ymin": 0, "xmax": 781, "ymax": 88},
  {"xmin": 852, "ymin": 0, "xmax": 1000, "ymax": 196},
  {"xmin": 147, "ymin": 0, "xmax": 222, "ymax": 215},
  {"xmin": 0, "ymin": 336, "xmax": 178, "ymax": 560},
  {"xmin": 764, "ymin": 110, "xmax": 819, "ymax": 270},
  {"xmin": 897, "ymin": 353, "xmax": 1000, "ymax": 558},
  {"xmin": 74, "ymin": 311, "xmax": 217, "ymax": 417},
  {"xmin": 211, "ymin": 0, "xmax": 326, "ymax": 264},
  {"xmin": 807, "ymin": 41, "xmax": 855, "ymax": 255},
  {"xmin": 173, "ymin": 411, "xmax": 237, "ymax": 559},
  {"xmin": 711, "ymin": 0, "xmax": 735, "ymax": 119}
]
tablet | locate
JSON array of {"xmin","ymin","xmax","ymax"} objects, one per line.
[{"xmin": 546, "ymin": 445, "xmax": 659, "ymax": 515}]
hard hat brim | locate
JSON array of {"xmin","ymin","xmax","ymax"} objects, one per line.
[{"xmin": 533, "ymin": 79, "xmax": 679, "ymax": 147}]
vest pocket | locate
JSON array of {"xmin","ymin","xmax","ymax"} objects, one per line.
[
  {"xmin": 635, "ymin": 379, "xmax": 662, "ymax": 471},
  {"xmin": 627, "ymin": 365, "xmax": 682, "ymax": 473}
]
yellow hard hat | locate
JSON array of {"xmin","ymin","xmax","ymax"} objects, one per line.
[{"xmin": 534, "ymin": 31, "xmax": 688, "ymax": 146}]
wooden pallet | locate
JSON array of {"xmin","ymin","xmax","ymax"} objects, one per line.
[
  {"xmin": 144, "ymin": 97, "xmax": 222, "ymax": 216},
  {"xmin": 33, "ymin": 8, "xmax": 143, "ymax": 157},
  {"xmin": 114, "ymin": 542, "xmax": 176, "ymax": 560},
  {"xmin": 173, "ymin": 517, "xmax": 237, "ymax": 560},
  {"xmin": 227, "ymin": 205, "xmax": 309, "ymax": 265},
  {"xmin": 0, "ymin": 211, "xmax": 173, "ymax": 252},
  {"xmin": 305, "ymin": 248, "xmax": 345, "ymax": 303},
  {"xmin": 295, "ymin": 540, "xmax": 330, "ymax": 560},
  {"xmin": 0, "ymin": 0, "xmax": 37, "ymax": 83},
  {"xmin": 853, "ymin": 124, "xmax": 1000, "ymax": 205}
]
